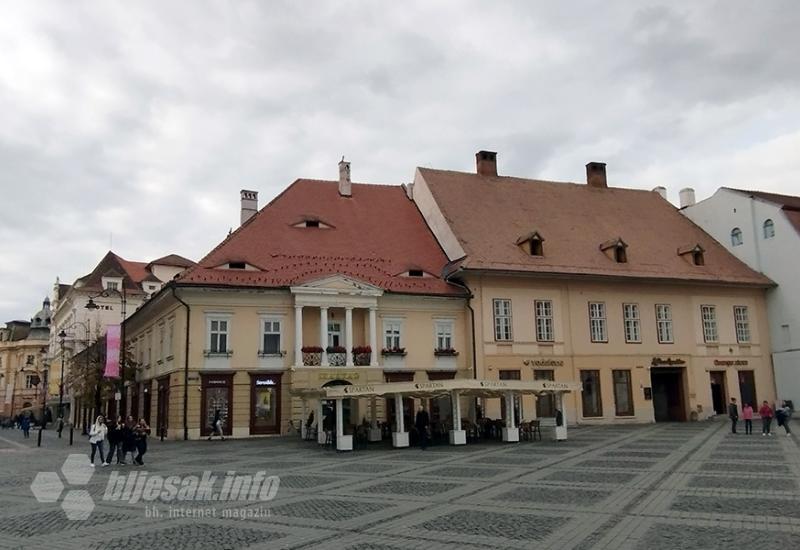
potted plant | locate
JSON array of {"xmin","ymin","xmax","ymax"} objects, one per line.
[
  {"xmin": 353, "ymin": 345, "xmax": 372, "ymax": 366},
  {"xmin": 381, "ymin": 347, "xmax": 406, "ymax": 356},
  {"xmin": 301, "ymin": 346, "xmax": 323, "ymax": 366},
  {"xmin": 326, "ymin": 345, "xmax": 347, "ymax": 366},
  {"xmin": 434, "ymin": 348, "xmax": 459, "ymax": 357}
]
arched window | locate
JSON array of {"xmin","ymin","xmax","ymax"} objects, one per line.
[
  {"xmin": 763, "ymin": 219, "xmax": 775, "ymax": 239},
  {"xmin": 731, "ymin": 227, "xmax": 743, "ymax": 246}
]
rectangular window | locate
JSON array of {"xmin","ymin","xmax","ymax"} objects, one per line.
[
  {"xmin": 734, "ymin": 306, "xmax": 750, "ymax": 343},
  {"xmin": 209, "ymin": 319, "xmax": 229, "ymax": 353},
  {"xmin": 384, "ymin": 321, "xmax": 402, "ymax": 350},
  {"xmin": 493, "ymin": 299, "xmax": 512, "ymax": 341},
  {"xmin": 435, "ymin": 320, "xmax": 454, "ymax": 350},
  {"xmin": 145, "ymin": 331, "xmax": 152, "ymax": 365},
  {"xmin": 613, "ymin": 370, "xmax": 634, "ymax": 416},
  {"xmin": 327, "ymin": 321, "xmax": 341, "ymax": 348},
  {"xmin": 655, "ymin": 304, "xmax": 673, "ymax": 343},
  {"xmin": 25, "ymin": 374, "xmax": 36, "ymax": 389},
  {"xmin": 701, "ymin": 305, "xmax": 718, "ymax": 343},
  {"xmin": 262, "ymin": 319, "xmax": 281, "ymax": 354},
  {"xmin": 158, "ymin": 324, "xmax": 165, "ymax": 360},
  {"xmin": 534, "ymin": 300, "xmax": 554, "ymax": 342},
  {"xmin": 580, "ymin": 370, "xmax": 603, "ymax": 417},
  {"xmin": 623, "ymin": 303, "xmax": 641, "ymax": 343},
  {"xmin": 166, "ymin": 319, "xmax": 174, "ymax": 358},
  {"xmin": 106, "ymin": 281, "xmax": 119, "ymax": 291},
  {"xmin": 589, "ymin": 302, "xmax": 607, "ymax": 343}
]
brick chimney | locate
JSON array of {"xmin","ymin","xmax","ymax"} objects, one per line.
[
  {"xmin": 338, "ymin": 157, "xmax": 352, "ymax": 197},
  {"xmin": 476, "ymin": 150, "xmax": 498, "ymax": 177},
  {"xmin": 240, "ymin": 189, "xmax": 258, "ymax": 225},
  {"xmin": 586, "ymin": 162, "xmax": 607, "ymax": 188}
]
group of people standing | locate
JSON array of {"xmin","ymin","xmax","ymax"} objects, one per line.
[
  {"xmin": 88, "ymin": 415, "xmax": 151, "ymax": 466},
  {"xmin": 728, "ymin": 398, "xmax": 792, "ymax": 436}
]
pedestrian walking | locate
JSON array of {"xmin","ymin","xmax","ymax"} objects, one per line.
[
  {"xmin": 415, "ymin": 405, "xmax": 430, "ymax": 450},
  {"xmin": 728, "ymin": 398, "xmax": 739, "ymax": 434},
  {"xmin": 88, "ymin": 415, "xmax": 107, "ymax": 467},
  {"xmin": 742, "ymin": 403, "xmax": 754, "ymax": 435},
  {"xmin": 56, "ymin": 416, "xmax": 64, "ymax": 438},
  {"xmin": 207, "ymin": 409, "xmax": 225, "ymax": 441},
  {"xmin": 133, "ymin": 418, "xmax": 151, "ymax": 465},
  {"xmin": 776, "ymin": 401, "xmax": 792, "ymax": 436},
  {"xmin": 20, "ymin": 414, "xmax": 30, "ymax": 439},
  {"xmin": 759, "ymin": 401, "xmax": 773, "ymax": 436}
]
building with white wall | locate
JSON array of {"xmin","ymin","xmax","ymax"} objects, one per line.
[{"xmin": 682, "ymin": 188, "xmax": 800, "ymax": 405}]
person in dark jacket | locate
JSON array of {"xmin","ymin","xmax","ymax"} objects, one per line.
[
  {"xmin": 106, "ymin": 416, "xmax": 124, "ymax": 464},
  {"xmin": 20, "ymin": 414, "xmax": 30, "ymax": 438},
  {"xmin": 134, "ymin": 418, "xmax": 151, "ymax": 465},
  {"xmin": 728, "ymin": 398, "xmax": 739, "ymax": 434},
  {"xmin": 776, "ymin": 401, "xmax": 792, "ymax": 436},
  {"xmin": 415, "ymin": 405, "xmax": 430, "ymax": 450},
  {"xmin": 121, "ymin": 415, "xmax": 136, "ymax": 464}
]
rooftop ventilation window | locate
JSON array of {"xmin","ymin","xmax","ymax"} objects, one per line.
[
  {"xmin": 599, "ymin": 238, "xmax": 628, "ymax": 264},
  {"xmin": 678, "ymin": 244, "xmax": 705, "ymax": 267},
  {"xmin": 228, "ymin": 262, "xmax": 246, "ymax": 269},
  {"xmin": 305, "ymin": 220, "xmax": 319, "ymax": 228},
  {"xmin": 515, "ymin": 231, "xmax": 544, "ymax": 257},
  {"xmin": 408, "ymin": 269, "xmax": 424, "ymax": 277},
  {"xmin": 292, "ymin": 218, "xmax": 333, "ymax": 229}
]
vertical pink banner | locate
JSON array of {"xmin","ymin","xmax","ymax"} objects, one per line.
[{"xmin": 105, "ymin": 324, "xmax": 121, "ymax": 378}]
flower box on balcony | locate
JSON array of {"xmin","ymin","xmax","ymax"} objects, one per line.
[
  {"xmin": 301, "ymin": 346, "xmax": 323, "ymax": 366},
  {"xmin": 353, "ymin": 346, "xmax": 372, "ymax": 366},
  {"xmin": 203, "ymin": 349, "xmax": 233, "ymax": 358},
  {"xmin": 433, "ymin": 348, "xmax": 459, "ymax": 357},
  {"xmin": 381, "ymin": 348, "xmax": 407, "ymax": 356},
  {"xmin": 326, "ymin": 346, "xmax": 347, "ymax": 366},
  {"xmin": 258, "ymin": 350, "xmax": 286, "ymax": 358}
]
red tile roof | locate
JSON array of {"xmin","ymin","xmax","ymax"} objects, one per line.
[
  {"xmin": 726, "ymin": 188, "xmax": 800, "ymax": 235},
  {"xmin": 178, "ymin": 180, "xmax": 465, "ymax": 296},
  {"xmin": 419, "ymin": 168, "xmax": 772, "ymax": 286}
]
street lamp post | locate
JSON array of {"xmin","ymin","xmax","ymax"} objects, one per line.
[
  {"xmin": 36, "ymin": 366, "xmax": 49, "ymax": 448},
  {"xmin": 57, "ymin": 330, "xmax": 66, "ymax": 425},
  {"xmin": 85, "ymin": 286, "xmax": 127, "ymax": 416}
]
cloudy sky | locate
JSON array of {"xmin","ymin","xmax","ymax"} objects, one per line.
[{"xmin": 1, "ymin": 1, "xmax": 799, "ymax": 321}]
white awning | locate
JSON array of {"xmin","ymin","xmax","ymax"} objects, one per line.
[{"xmin": 323, "ymin": 379, "xmax": 581, "ymax": 399}]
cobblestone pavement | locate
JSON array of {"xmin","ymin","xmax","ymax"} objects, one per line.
[{"xmin": 1, "ymin": 420, "xmax": 799, "ymax": 549}]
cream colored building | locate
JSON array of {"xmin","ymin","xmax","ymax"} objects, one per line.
[
  {"xmin": 124, "ymin": 169, "xmax": 469, "ymax": 441},
  {"xmin": 412, "ymin": 152, "xmax": 776, "ymax": 425}
]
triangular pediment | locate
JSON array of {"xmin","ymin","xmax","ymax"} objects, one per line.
[{"xmin": 292, "ymin": 274, "xmax": 384, "ymax": 295}]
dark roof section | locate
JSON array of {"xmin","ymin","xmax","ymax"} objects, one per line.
[
  {"xmin": 178, "ymin": 179, "xmax": 466, "ymax": 296},
  {"xmin": 420, "ymin": 168, "xmax": 772, "ymax": 287},
  {"xmin": 148, "ymin": 254, "xmax": 196, "ymax": 269}
]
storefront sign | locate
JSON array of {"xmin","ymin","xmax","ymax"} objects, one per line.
[
  {"xmin": 318, "ymin": 372, "xmax": 360, "ymax": 382},
  {"xmin": 480, "ymin": 380, "xmax": 510, "ymax": 389},
  {"xmin": 206, "ymin": 378, "xmax": 230, "ymax": 386},
  {"xmin": 523, "ymin": 359, "xmax": 565, "ymax": 367},
  {"xmin": 255, "ymin": 378, "xmax": 277, "ymax": 386},
  {"xmin": 651, "ymin": 357, "xmax": 686, "ymax": 366},
  {"xmin": 539, "ymin": 381, "xmax": 574, "ymax": 391},
  {"xmin": 414, "ymin": 382, "xmax": 446, "ymax": 390},
  {"xmin": 343, "ymin": 384, "xmax": 375, "ymax": 394},
  {"xmin": 713, "ymin": 359, "xmax": 749, "ymax": 367}
]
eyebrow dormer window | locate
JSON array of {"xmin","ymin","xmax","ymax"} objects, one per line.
[
  {"xmin": 600, "ymin": 238, "xmax": 628, "ymax": 264},
  {"xmin": 408, "ymin": 269, "xmax": 424, "ymax": 277},
  {"xmin": 292, "ymin": 218, "xmax": 332, "ymax": 229},
  {"xmin": 228, "ymin": 262, "xmax": 246, "ymax": 269},
  {"xmin": 515, "ymin": 231, "xmax": 544, "ymax": 257},
  {"xmin": 305, "ymin": 220, "xmax": 319, "ymax": 228},
  {"xmin": 678, "ymin": 243, "xmax": 705, "ymax": 266}
]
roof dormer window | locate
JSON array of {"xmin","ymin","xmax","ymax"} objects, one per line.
[
  {"xmin": 305, "ymin": 220, "xmax": 319, "ymax": 228},
  {"xmin": 678, "ymin": 244, "xmax": 705, "ymax": 266},
  {"xmin": 101, "ymin": 276, "xmax": 123, "ymax": 291},
  {"xmin": 408, "ymin": 269, "xmax": 424, "ymax": 277},
  {"xmin": 400, "ymin": 268, "xmax": 431, "ymax": 278},
  {"xmin": 515, "ymin": 231, "xmax": 544, "ymax": 257},
  {"xmin": 292, "ymin": 217, "xmax": 333, "ymax": 229},
  {"xmin": 599, "ymin": 238, "xmax": 628, "ymax": 264},
  {"xmin": 228, "ymin": 261, "xmax": 246, "ymax": 269}
]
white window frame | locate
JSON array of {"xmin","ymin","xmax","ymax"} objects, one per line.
[
  {"xmin": 534, "ymin": 300, "xmax": 554, "ymax": 342},
  {"xmin": 166, "ymin": 318, "xmax": 174, "ymax": 359},
  {"xmin": 589, "ymin": 302, "xmax": 607, "ymax": 343},
  {"xmin": 763, "ymin": 219, "xmax": 775, "ymax": 239},
  {"xmin": 102, "ymin": 276, "xmax": 122, "ymax": 291},
  {"xmin": 145, "ymin": 330, "xmax": 152, "ymax": 366},
  {"xmin": 434, "ymin": 320, "xmax": 454, "ymax": 350},
  {"xmin": 207, "ymin": 315, "xmax": 231, "ymax": 355},
  {"xmin": 260, "ymin": 317, "xmax": 282, "ymax": 355},
  {"xmin": 701, "ymin": 305, "xmax": 718, "ymax": 343},
  {"xmin": 734, "ymin": 305, "xmax": 750, "ymax": 343},
  {"xmin": 158, "ymin": 323, "xmax": 165, "ymax": 361},
  {"xmin": 493, "ymin": 299, "xmax": 513, "ymax": 342},
  {"xmin": 655, "ymin": 304, "xmax": 674, "ymax": 344},
  {"xmin": 731, "ymin": 227, "xmax": 743, "ymax": 247},
  {"xmin": 25, "ymin": 374, "xmax": 37, "ymax": 389},
  {"xmin": 383, "ymin": 319, "xmax": 403, "ymax": 350},
  {"xmin": 623, "ymin": 303, "xmax": 641, "ymax": 343}
]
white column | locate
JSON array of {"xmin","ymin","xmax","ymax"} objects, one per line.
[
  {"xmin": 294, "ymin": 305, "xmax": 303, "ymax": 367},
  {"xmin": 320, "ymin": 307, "xmax": 329, "ymax": 366},
  {"xmin": 369, "ymin": 307, "xmax": 378, "ymax": 366},
  {"xmin": 369, "ymin": 395, "xmax": 381, "ymax": 441},
  {"xmin": 345, "ymin": 307, "xmax": 354, "ymax": 366},
  {"xmin": 554, "ymin": 392, "xmax": 568, "ymax": 441},
  {"xmin": 335, "ymin": 398, "xmax": 353, "ymax": 451},
  {"xmin": 502, "ymin": 391, "xmax": 520, "ymax": 442},
  {"xmin": 317, "ymin": 399, "xmax": 325, "ymax": 444},
  {"xmin": 449, "ymin": 390, "xmax": 466, "ymax": 445},
  {"xmin": 392, "ymin": 393, "xmax": 409, "ymax": 447}
]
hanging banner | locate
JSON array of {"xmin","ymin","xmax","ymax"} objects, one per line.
[{"xmin": 105, "ymin": 324, "xmax": 121, "ymax": 378}]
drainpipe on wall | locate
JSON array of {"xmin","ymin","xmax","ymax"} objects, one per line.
[
  {"xmin": 170, "ymin": 285, "xmax": 190, "ymax": 441},
  {"xmin": 443, "ymin": 271, "xmax": 477, "ymax": 379}
]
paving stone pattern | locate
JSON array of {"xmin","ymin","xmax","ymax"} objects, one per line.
[{"xmin": 1, "ymin": 420, "xmax": 799, "ymax": 549}]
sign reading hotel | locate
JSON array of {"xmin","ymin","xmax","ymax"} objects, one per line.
[{"xmin": 523, "ymin": 359, "xmax": 564, "ymax": 367}]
